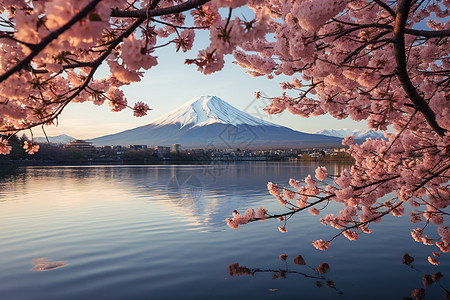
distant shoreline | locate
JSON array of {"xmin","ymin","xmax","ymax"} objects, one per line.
[{"xmin": 0, "ymin": 156, "xmax": 355, "ymax": 167}]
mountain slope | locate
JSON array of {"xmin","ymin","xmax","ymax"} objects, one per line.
[
  {"xmin": 34, "ymin": 134, "xmax": 76, "ymax": 144},
  {"xmin": 90, "ymin": 96, "xmax": 342, "ymax": 149},
  {"xmin": 314, "ymin": 128, "xmax": 385, "ymax": 140}
]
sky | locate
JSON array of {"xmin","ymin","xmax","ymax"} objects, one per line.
[{"xmin": 34, "ymin": 21, "xmax": 369, "ymax": 140}]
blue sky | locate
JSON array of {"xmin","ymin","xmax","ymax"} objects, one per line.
[{"xmin": 35, "ymin": 22, "xmax": 369, "ymax": 140}]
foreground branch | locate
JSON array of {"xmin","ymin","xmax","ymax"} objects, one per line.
[
  {"xmin": 393, "ymin": 0, "xmax": 447, "ymax": 137},
  {"xmin": 0, "ymin": 0, "xmax": 102, "ymax": 84},
  {"xmin": 111, "ymin": 0, "xmax": 211, "ymax": 18}
]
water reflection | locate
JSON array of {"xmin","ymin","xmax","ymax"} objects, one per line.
[
  {"xmin": 31, "ymin": 257, "xmax": 68, "ymax": 271},
  {"xmin": 0, "ymin": 163, "xmax": 340, "ymax": 230},
  {"xmin": 402, "ymin": 253, "xmax": 449, "ymax": 300},
  {"xmin": 167, "ymin": 171, "xmax": 204, "ymax": 208},
  {"xmin": 0, "ymin": 164, "xmax": 448, "ymax": 299},
  {"xmin": 227, "ymin": 254, "xmax": 343, "ymax": 295}
]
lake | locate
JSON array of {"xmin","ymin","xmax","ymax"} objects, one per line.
[{"xmin": 0, "ymin": 162, "xmax": 448, "ymax": 299}]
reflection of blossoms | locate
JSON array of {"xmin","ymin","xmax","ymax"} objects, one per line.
[
  {"xmin": 227, "ymin": 263, "xmax": 254, "ymax": 276},
  {"xmin": 402, "ymin": 253, "xmax": 414, "ymax": 266},
  {"xmin": 316, "ymin": 263, "xmax": 330, "ymax": 274},
  {"xmin": 403, "ymin": 253, "xmax": 447, "ymax": 299},
  {"xmin": 293, "ymin": 255, "xmax": 305, "ymax": 265},
  {"xmin": 227, "ymin": 254, "xmax": 342, "ymax": 295},
  {"xmin": 411, "ymin": 288, "xmax": 425, "ymax": 300}
]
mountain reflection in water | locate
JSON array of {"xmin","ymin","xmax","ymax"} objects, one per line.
[{"xmin": 0, "ymin": 163, "xmax": 448, "ymax": 300}]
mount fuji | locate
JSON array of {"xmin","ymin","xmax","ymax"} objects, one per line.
[{"xmin": 89, "ymin": 96, "xmax": 342, "ymax": 149}]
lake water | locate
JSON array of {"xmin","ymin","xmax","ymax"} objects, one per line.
[{"xmin": 0, "ymin": 162, "xmax": 448, "ymax": 299}]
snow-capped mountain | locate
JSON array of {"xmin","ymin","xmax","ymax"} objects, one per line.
[
  {"xmin": 34, "ymin": 134, "xmax": 76, "ymax": 144},
  {"xmin": 314, "ymin": 128, "xmax": 385, "ymax": 140},
  {"xmin": 152, "ymin": 95, "xmax": 280, "ymax": 128},
  {"xmin": 90, "ymin": 96, "xmax": 342, "ymax": 149}
]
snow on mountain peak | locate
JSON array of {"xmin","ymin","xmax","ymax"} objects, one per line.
[
  {"xmin": 150, "ymin": 96, "xmax": 280, "ymax": 128},
  {"xmin": 314, "ymin": 128, "xmax": 385, "ymax": 139}
]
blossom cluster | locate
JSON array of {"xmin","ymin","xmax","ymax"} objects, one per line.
[
  {"xmin": 225, "ymin": 206, "xmax": 267, "ymax": 229},
  {"xmin": 224, "ymin": 0, "xmax": 449, "ymax": 265}
]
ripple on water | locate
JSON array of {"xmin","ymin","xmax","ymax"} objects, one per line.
[{"xmin": 0, "ymin": 164, "xmax": 448, "ymax": 300}]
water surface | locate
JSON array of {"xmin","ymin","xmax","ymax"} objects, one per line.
[{"xmin": 0, "ymin": 162, "xmax": 448, "ymax": 299}]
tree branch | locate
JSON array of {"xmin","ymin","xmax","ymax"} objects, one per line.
[
  {"xmin": 373, "ymin": 0, "xmax": 396, "ymax": 18},
  {"xmin": 0, "ymin": 0, "xmax": 102, "ymax": 84},
  {"xmin": 405, "ymin": 28, "xmax": 450, "ymax": 38},
  {"xmin": 393, "ymin": 0, "xmax": 446, "ymax": 137},
  {"xmin": 111, "ymin": 0, "xmax": 211, "ymax": 18},
  {"xmin": 332, "ymin": 19, "xmax": 450, "ymax": 38}
]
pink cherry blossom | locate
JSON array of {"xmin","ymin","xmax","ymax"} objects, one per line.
[
  {"xmin": 255, "ymin": 206, "xmax": 268, "ymax": 220},
  {"xmin": 0, "ymin": 0, "xmax": 447, "ymax": 266},
  {"xmin": 278, "ymin": 226, "xmax": 287, "ymax": 233},
  {"xmin": 438, "ymin": 226, "xmax": 450, "ymax": 243},
  {"xmin": 312, "ymin": 239, "xmax": 331, "ymax": 251},
  {"xmin": 308, "ymin": 207, "xmax": 320, "ymax": 216},
  {"xmin": 0, "ymin": 138, "xmax": 11, "ymax": 155},
  {"xmin": 267, "ymin": 182, "xmax": 280, "ymax": 196},
  {"xmin": 133, "ymin": 102, "xmax": 150, "ymax": 117},
  {"xmin": 23, "ymin": 141, "xmax": 39, "ymax": 155},
  {"xmin": 342, "ymin": 135, "xmax": 355, "ymax": 146},
  {"xmin": 173, "ymin": 30, "xmax": 195, "ymax": 52},
  {"xmin": 314, "ymin": 166, "xmax": 328, "ymax": 181},
  {"xmin": 428, "ymin": 256, "xmax": 439, "ymax": 266}
]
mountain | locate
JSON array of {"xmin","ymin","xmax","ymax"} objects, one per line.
[
  {"xmin": 34, "ymin": 134, "xmax": 76, "ymax": 144},
  {"xmin": 89, "ymin": 96, "xmax": 342, "ymax": 149},
  {"xmin": 314, "ymin": 128, "xmax": 385, "ymax": 140}
]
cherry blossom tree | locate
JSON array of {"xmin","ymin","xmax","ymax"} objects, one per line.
[{"xmin": 0, "ymin": 0, "xmax": 448, "ymax": 264}]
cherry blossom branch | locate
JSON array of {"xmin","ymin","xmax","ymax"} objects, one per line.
[
  {"xmin": 149, "ymin": 18, "xmax": 209, "ymax": 29},
  {"xmin": 331, "ymin": 19, "xmax": 450, "ymax": 38},
  {"xmin": 393, "ymin": 0, "xmax": 447, "ymax": 137},
  {"xmin": 246, "ymin": 174, "xmax": 403, "ymax": 223},
  {"xmin": 343, "ymin": 163, "xmax": 450, "ymax": 231},
  {"xmin": 111, "ymin": 0, "xmax": 211, "ymax": 18},
  {"xmin": 373, "ymin": 0, "xmax": 396, "ymax": 18},
  {"xmin": 1, "ymin": 17, "xmax": 147, "ymax": 133},
  {"xmin": 0, "ymin": 0, "xmax": 102, "ymax": 84}
]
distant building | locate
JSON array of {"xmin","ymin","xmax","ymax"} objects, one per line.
[
  {"xmin": 124, "ymin": 145, "xmax": 148, "ymax": 151},
  {"xmin": 309, "ymin": 152, "xmax": 322, "ymax": 158},
  {"xmin": 64, "ymin": 140, "xmax": 96, "ymax": 154},
  {"xmin": 172, "ymin": 144, "xmax": 181, "ymax": 152},
  {"xmin": 154, "ymin": 146, "xmax": 171, "ymax": 155}
]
